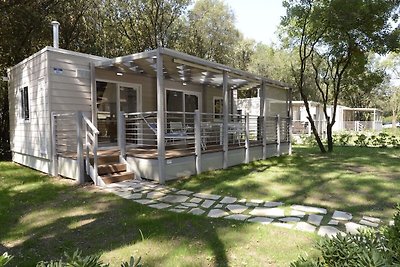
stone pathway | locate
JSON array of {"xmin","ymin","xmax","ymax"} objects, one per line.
[{"xmin": 103, "ymin": 179, "xmax": 389, "ymax": 238}]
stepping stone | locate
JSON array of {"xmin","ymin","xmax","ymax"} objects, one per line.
[
  {"xmin": 246, "ymin": 202, "xmax": 259, "ymax": 207},
  {"xmin": 226, "ymin": 204, "xmax": 248, "ymax": 214},
  {"xmin": 248, "ymin": 217, "xmax": 274, "ymax": 225},
  {"xmin": 189, "ymin": 208, "xmax": 205, "ymax": 215},
  {"xmin": 272, "ymin": 222, "xmax": 293, "ymax": 229},
  {"xmin": 169, "ymin": 188, "xmax": 178, "ymax": 192},
  {"xmin": 249, "ymin": 207, "xmax": 285, "ymax": 218},
  {"xmin": 182, "ymin": 203, "xmax": 198, "ymax": 207},
  {"xmin": 215, "ymin": 204, "xmax": 223, "ymax": 208},
  {"xmin": 291, "ymin": 205, "xmax": 327, "ymax": 214},
  {"xmin": 250, "ymin": 199, "xmax": 264, "ymax": 204},
  {"xmin": 362, "ymin": 216, "xmax": 381, "ymax": 224},
  {"xmin": 130, "ymin": 193, "xmax": 142, "ymax": 199},
  {"xmin": 169, "ymin": 208, "xmax": 186, "ymax": 213},
  {"xmin": 147, "ymin": 191, "xmax": 166, "ymax": 199},
  {"xmin": 193, "ymin": 193, "xmax": 221, "ymax": 200},
  {"xmin": 318, "ymin": 226, "xmax": 344, "ymax": 238},
  {"xmin": 328, "ymin": 220, "xmax": 339, "ymax": 225},
  {"xmin": 176, "ymin": 190, "xmax": 193, "ymax": 195},
  {"xmin": 295, "ymin": 222, "xmax": 316, "ymax": 233},
  {"xmin": 220, "ymin": 196, "xmax": 237, "ymax": 204},
  {"xmin": 332, "ymin": 210, "xmax": 352, "ymax": 221},
  {"xmin": 359, "ymin": 219, "xmax": 379, "ymax": 228},
  {"xmin": 279, "ymin": 217, "xmax": 301, "ymax": 223},
  {"xmin": 134, "ymin": 199, "xmax": 156, "ymax": 205},
  {"xmin": 201, "ymin": 200, "xmax": 215, "ymax": 208},
  {"xmin": 176, "ymin": 205, "xmax": 189, "ymax": 209},
  {"xmin": 207, "ymin": 209, "xmax": 229, "ymax": 218},
  {"xmin": 290, "ymin": 210, "xmax": 306, "ymax": 217},
  {"xmin": 160, "ymin": 195, "xmax": 189, "ymax": 203},
  {"xmin": 264, "ymin": 201, "xmax": 284, "ymax": 207},
  {"xmin": 238, "ymin": 199, "xmax": 247, "ymax": 203},
  {"xmin": 225, "ymin": 214, "xmax": 251, "ymax": 221},
  {"xmin": 189, "ymin": 197, "xmax": 203, "ymax": 203},
  {"xmin": 149, "ymin": 203, "xmax": 171, "ymax": 209},
  {"xmin": 114, "ymin": 191, "xmax": 134, "ymax": 198},
  {"xmin": 308, "ymin": 214, "xmax": 323, "ymax": 226},
  {"xmin": 345, "ymin": 222, "xmax": 365, "ymax": 234}
]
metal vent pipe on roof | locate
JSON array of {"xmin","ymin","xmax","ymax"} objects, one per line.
[{"xmin": 51, "ymin": 21, "xmax": 60, "ymax": 48}]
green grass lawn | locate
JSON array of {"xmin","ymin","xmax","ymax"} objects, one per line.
[
  {"xmin": 169, "ymin": 146, "xmax": 400, "ymax": 222},
  {"xmin": 0, "ymin": 161, "xmax": 317, "ymax": 266}
]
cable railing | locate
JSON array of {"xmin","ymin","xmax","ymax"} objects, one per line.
[{"xmin": 123, "ymin": 111, "xmax": 290, "ymax": 155}]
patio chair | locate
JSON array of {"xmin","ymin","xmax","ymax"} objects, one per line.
[{"xmin": 142, "ymin": 116, "xmax": 199, "ymax": 148}]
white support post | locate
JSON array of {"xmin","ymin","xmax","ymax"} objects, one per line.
[
  {"xmin": 276, "ymin": 114, "xmax": 281, "ymax": 156},
  {"xmin": 288, "ymin": 88, "xmax": 293, "ymax": 155},
  {"xmin": 90, "ymin": 62, "xmax": 97, "ymax": 127},
  {"xmin": 156, "ymin": 49, "xmax": 166, "ymax": 183},
  {"xmin": 93, "ymin": 130, "xmax": 99, "ymax": 186},
  {"xmin": 76, "ymin": 111, "xmax": 84, "ymax": 184},
  {"xmin": 85, "ymin": 125, "xmax": 89, "ymax": 176},
  {"xmin": 51, "ymin": 112, "xmax": 58, "ymax": 176},
  {"xmin": 245, "ymin": 113, "xmax": 250, "ymax": 164},
  {"xmin": 118, "ymin": 112, "xmax": 126, "ymax": 160},
  {"xmin": 222, "ymin": 71, "xmax": 229, "ymax": 169},
  {"xmin": 261, "ymin": 82, "xmax": 267, "ymax": 160},
  {"xmin": 372, "ymin": 109, "xmax": 376, "ymax": 131},
  {"xmin": 194, "ymin": 110, "xmax": 202, "ymax": 174}
]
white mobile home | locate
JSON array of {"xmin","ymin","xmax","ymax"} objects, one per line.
[{"xmin": 8, "ymin": 46, "xmax": 292, "ymax": 186}]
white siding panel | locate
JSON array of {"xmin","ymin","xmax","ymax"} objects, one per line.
[{"xmin": 8, "ymin": 50, "xmax": 51, "ymax": 162}]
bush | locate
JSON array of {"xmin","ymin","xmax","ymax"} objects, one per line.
[
  {"xmin": 0, "ymin": 253, "xmax": 13, "ymax": 267},
  {"xmin": 354, "ymin": 134, "xmax": 368, "ymax": 147},
  {"xmin": 291, "ymin": 206, "xmax": 400, "ymax": 266},
  {"xmin": 0, "ymin": 250, "xmax": 144, "ymax": 267}
]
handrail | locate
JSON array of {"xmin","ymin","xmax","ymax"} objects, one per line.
[
  {"xmin": 83, "ymin": 114, "xmax": 99, "ymax": 134},
  {"xmin": 82, "ymin": 113, "xmax": 100, "ymax": 186}
]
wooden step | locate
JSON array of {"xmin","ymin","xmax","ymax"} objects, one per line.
[
  {"xmin": 97, "ymin": 163, "xmax": 126, "ymax": 175},
  {"xmin": 90, "ymin": 155, "xmax": 120, "ymax": 165},
  {"xmin": 100, "ymin": 171, "xmax": 135, "ymax": 184}
]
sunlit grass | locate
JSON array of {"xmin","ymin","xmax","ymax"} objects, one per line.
[
  {"xmin": 0, "ymin": 162, "xmax": 317, "ymax": 266},
  {"xmin": 169, "ymin": 145, "xmax": 400, "ymax": 221}
]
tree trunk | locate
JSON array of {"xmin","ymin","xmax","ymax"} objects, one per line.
[
  {"xmin": 327, "ymin": 123, "xmax": 334, "ymax": 152},
  {"xmin": 308, "ymin": 116, "xmax": 326, "ymax": 153},
  {"xmin": 392, "ymin": 110, "xmax": 397, "ymax": 129}
]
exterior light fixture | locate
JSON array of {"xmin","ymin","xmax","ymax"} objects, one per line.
[{"xmin": 116, "ymin": 72, "xmax": 123, "ymax": 76}]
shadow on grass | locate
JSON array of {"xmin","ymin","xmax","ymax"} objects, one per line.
[
  {"xmin": 168, "ymin": 146, "xmax": 400, "ymax": 218},
  {"xmin": 0, "ymin": 163, "xmax": 237, "ymax": 266}
]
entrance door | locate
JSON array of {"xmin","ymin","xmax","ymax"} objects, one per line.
[
  {"xmin": 96, "ymin": 82, "xmax": 140, "ymax": 147},
  {"xmin": 96, "ymin": 81, "xmax": 118, "ymax": 146}
]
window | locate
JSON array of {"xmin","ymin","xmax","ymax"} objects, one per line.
[
  {"xmin": 20, "ymin": 86, "xmax": 29, "ymax": 121},
  {"xmin": 214, "ymin": 97, "xmax": 223, "ymax": 119}
]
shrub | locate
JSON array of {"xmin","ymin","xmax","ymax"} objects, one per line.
[
  {"xmin": 354, "ymin": 134, "xmax": 368, "ymax": 146},
  {"xmin": 337, "ymin": 133, "xmax": 351, "ymax": 146},
  {"xmin": 0, "ymin": 253, "xmax": 13, "ymax": 267},
  {"xmin": 291, "ymin": 206, "xmax": 400, "ymax": 266}
]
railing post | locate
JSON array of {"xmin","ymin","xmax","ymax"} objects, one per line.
[
  {"xmin": 245, "ymin": 114, "xmax": 250, "ymax": 164},
  {"xmin": 93, "ymin": 129, "xmax": 99, "ymax": 186},
  {"xmin": 222, "ymin": 71, "xmax": 229, "ymax": 169},
  {"xmin": 118, "ymin": 112, "xmax": 126, "ymax": 160},
  {"xmin": 276, "ymin": 114, "xmax": 281, "ymax": 156},
  {"xmin": 85, "ymin": 125, "xmax": 89, "ymax": 176},
  {"xmin": 51, "ymin": 112, "xmax": 58, "ymax": 176},
  {"xmin": 76, "ymin": 111, "xmax": 84, "ymax": 184},
  {"xmin": 262, "ymin": 82, "xmax": 267, "ymax": 160},
  {"xmin": 194, "ymin": 110, "xmax": 202, "ymax": 174}
]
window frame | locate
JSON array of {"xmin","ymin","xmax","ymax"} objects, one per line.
[{"xmin": 20, "ymin": 86, "xmax": 30, "ymax": 122}]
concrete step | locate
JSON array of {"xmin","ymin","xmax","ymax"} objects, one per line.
[
  {"xmin": 97, "ymin": 163, "xmax": 126, "ymax": 175},
  {"xmin": 100, "ymin": 171, "xmax": 135, "ymax": 184},
  {"xmin": 90, "ymin": 155, "xmax": 120, "ymax": 165}
]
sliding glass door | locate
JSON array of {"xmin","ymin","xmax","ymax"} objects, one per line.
[{"xmin": 96, "ymin": 81, "xmax": 140, "ymax": 147}]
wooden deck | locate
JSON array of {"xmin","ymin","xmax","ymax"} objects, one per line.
[{"xmin": 58, "ymin": 141, "xmax": 267, "ymax": 160}]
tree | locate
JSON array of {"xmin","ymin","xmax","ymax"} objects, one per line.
[
  {"xmin": 380, "ymin": 52, "xmax": 400, "ymax": 127},
  {"xmin": 108, "ymin": 0, "xmax": 190, "ymax": 53},
  {"xmin": 281, "ymin": 0, "xmax": 400, "ymax": 153},
  {"xmin": 178, "ymin": 0, "xmax": 240, "ymax": 65}
]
